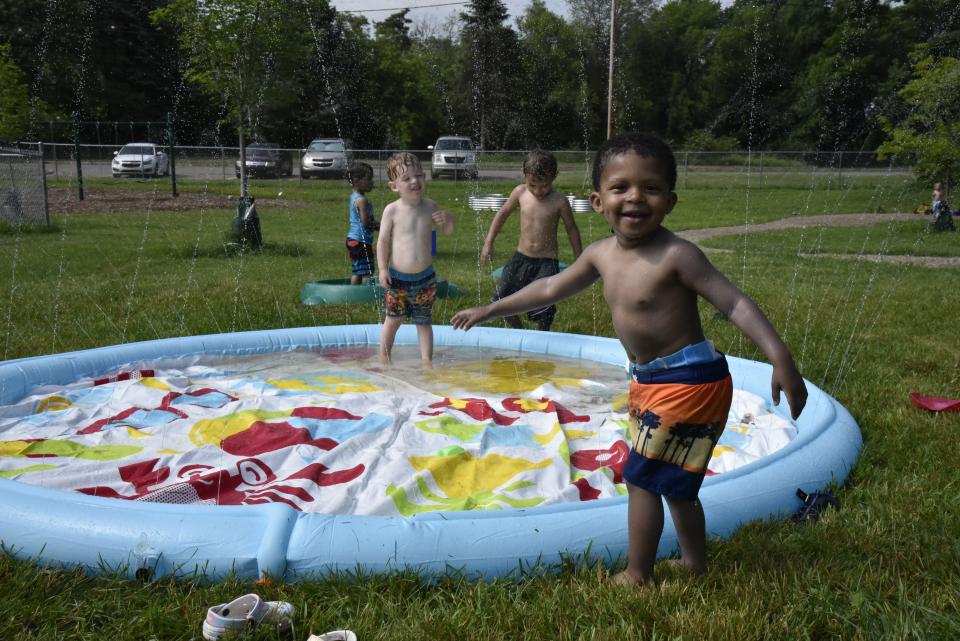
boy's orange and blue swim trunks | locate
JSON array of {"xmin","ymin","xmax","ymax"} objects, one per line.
[{"xmin": 622, "ymin": 354, "xmax": 733, "ymax": 500}]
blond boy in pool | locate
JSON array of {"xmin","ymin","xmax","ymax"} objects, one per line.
[
  {"xmin": 453, "ymin": 132, "xmax": 807, "ymax": 586},
  {"xmin": 377, "ymin": 152, "xmax": 454, "ymax": 364}
]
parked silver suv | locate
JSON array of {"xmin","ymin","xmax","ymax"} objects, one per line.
[
  {"xmin": 429, "ymin": 136, "xmax": 478, "ymax": 179},
  {"xmin": 301, "ymin": 138, "xmax": 351, "ymax": 179}
]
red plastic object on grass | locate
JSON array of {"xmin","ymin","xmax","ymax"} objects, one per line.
[{"xmin": 910, "ymin": 392, "xmax": 960, "ymax": 412}]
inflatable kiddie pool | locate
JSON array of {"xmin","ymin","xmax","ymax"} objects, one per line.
[{"xmin": 0, "ymin": 325, "xmax": 861, "ymax": 581}]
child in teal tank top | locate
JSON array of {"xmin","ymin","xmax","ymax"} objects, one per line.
[{"xmin": 345, "ymin": 163, "xmax": 378, "ymax": 284}]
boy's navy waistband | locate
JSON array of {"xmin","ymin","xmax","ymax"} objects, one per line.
[
  {"xmin": 630, "ymin": 355, "xmax": 730, "ymax": 385},
  {"xmin": 388, "ymin": 265, "xmax": 435, "ymax": 281}
]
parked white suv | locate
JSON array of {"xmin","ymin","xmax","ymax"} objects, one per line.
[
  {"xmin": 112, "ymin": 143, "xmax": 169, "ymax": 178},
  {"xmin": 429, "ymin": 136, "xmax": 478, "ymax": 179},
  {"xmin": 301, "ymin": 138, "xmax": 351, "ymax": 179}
]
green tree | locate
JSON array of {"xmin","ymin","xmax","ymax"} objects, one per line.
[
  {"xmin": 367, "ymin": 12, "xmax": 446, "ymax": 148},
  {"xmin": 622, "ymin": 0, "xmax": 723, "ymax": 144},
  {"xmin": 515, "ymin": 0, "xmax": 583, "ymax": 149},
  {"xmin": 1, "ymin": 0, "xmax": 187, "ymax": 142},
  {"xmin": 879, "ymin": 49, "xmax": 960, "ymax": 191},
  {"xmin": 0, "ymin": 43, "xmax": 31, "ymax": 141},
  {"xmin": 152, "ymin": 0, "xmax": 334, "ymax": 195},
  {"xmin": 566, "ymin": 0, "xmax": 656, "ymax": 145},
  {"xmin": 460, "ymin": 0, "xmax": 522, "ymax": 149}
]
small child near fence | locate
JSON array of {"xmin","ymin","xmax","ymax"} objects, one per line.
[
  {"xmin": 929, "ymin": 181, "xmax": 955, "ymax": 232},
  {"xmin": 345, "ymin": 163, "xmax": 379, "ymax": 284}
]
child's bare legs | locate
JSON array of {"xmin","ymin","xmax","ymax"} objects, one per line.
[
  {"xmin": 612, "ymin": 483, "xmax": 663, "ymax": 586},
  {"xmin": 351, "ymin": 274, "xmax": 369, "ymax": 285},
  {"xmin": 664, "ymin": 495, "xmax": 707, "ymax": 575},
  {"xmin": 379, "ymin": 316, "xmax": 402, "ymax": 364},
  {"xmin": 416, "ymin": 323, "xmax": 434, "ymax": 364}
]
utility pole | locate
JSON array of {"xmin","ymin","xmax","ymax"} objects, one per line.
[{"xmin": 606, "ymin": 0, "xmax": 616, "ymax": 140}]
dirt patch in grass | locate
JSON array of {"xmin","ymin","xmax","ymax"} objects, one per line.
[
  {"xmin": 48, "ymin": 186, "xmax": 305, "ymax": 215},
  {"xmin": 681, "ymin": 212, "xmax": 960, "ymax": 269}
]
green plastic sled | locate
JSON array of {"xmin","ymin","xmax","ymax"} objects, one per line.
[{"xmin": 300, "ymin": 278, "xmax": 464, "ymax": 306}]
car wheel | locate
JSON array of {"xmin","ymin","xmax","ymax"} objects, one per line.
[
  {"xmin": 431, "ymin": 171, "xmax": 439, "ymax": 180},
  {"xmin": 153, "ymin": 164, "xmax": 159, "ymax": 178}
]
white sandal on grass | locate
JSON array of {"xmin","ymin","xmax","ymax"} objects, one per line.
[
  {"xmin": 201, "ymin": 593, "xmax": 295, "ymax": 640},
  {"xmin": 307, "ymin": 631, "xmax": 358, "ymax": 641}
]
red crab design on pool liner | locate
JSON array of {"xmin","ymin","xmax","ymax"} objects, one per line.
[
  {"xmin": 422, "ymin": 396, "xmax": 590, "ymax": 426},
  {"xmin": 77, "ymin": 456, "xmax": 364, "ymax": 510},
  {"xmin": 218, "ymin": 407, "xmax": 364, "ymax": 456},
  {"xmin": 570, "ymin": 439, "xmax": 630, "ymax": 496}
]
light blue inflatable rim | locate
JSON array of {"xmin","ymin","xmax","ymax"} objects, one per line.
[{"xmin": 0, "ymin": 325, "xmax": 862, "ymax": 582}]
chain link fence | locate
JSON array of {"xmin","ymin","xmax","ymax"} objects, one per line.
[
  {"xmin": 27, "ymin": 145, "xmax": 910, "ymax": 181},
  {"xmin": 0, "ymin": 146, "xmax": 49, "ymax": 226}
]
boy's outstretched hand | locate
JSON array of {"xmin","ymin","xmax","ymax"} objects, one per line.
[
  {"xmin": 451, "ymin": 306, "xmax": 491, "ymax": 331},
  {"xmin": 433, "ymin": 209, "xmax": 454, "ymax": 235},
  {"xmin": 771, "ymin": 359, "xmax": 808, "ymax": 420}
]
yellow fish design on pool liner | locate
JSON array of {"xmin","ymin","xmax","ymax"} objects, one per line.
[
  {"xmin": 421, "ymin": 358, "xmax": 590, "ymax": 394},
  {"xmin": 387, "ymin": 446, "xmax": 554, "ymax": 515}
]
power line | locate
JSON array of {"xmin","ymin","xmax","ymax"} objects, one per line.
[{"xmin": 340, "ymin": 1, "xmax": 468, "ymax": 14}]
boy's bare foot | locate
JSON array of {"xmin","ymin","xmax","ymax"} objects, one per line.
[
  {"xmin": 610, "ymin": 569, "xmax": 653, "ymax": 587},
  {"xmin": 663, "ymin": 558, "xmax": 705, "ymax": 576},
  {"xmin": 379, "ymin": 354, "xmax": 392, "ymax": 365}
]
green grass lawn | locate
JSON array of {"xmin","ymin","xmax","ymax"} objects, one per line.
[{"xmin": 0, "ymin": 175, "xmax": 957, "ymax": 640}]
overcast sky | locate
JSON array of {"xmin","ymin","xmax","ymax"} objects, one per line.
[
  {"xmin": 330, "ymin": 0, "xmax": 570, "ymax": 30},
  {"xmin": 330, "ymin": 0, "xmax": 735, "ymax": 32}
]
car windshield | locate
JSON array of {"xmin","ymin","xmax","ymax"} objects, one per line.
[
  {"xmin": 308, "ymin": 141, "xmax": 344, "ymax": 152},
  {"xmin": 436, "ymin": 139, "xmax": 472, "ymax": 151},
  {"xmin": 119, "ymin": 145, "xmax": 155, "ymax": 156},
  {"xmin": 246, "ymin": 145, "xmax": 279, "ymax": 157}
]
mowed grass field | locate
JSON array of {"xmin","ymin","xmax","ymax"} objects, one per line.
[{"xmin": 0, "ymin": 171, "xmax": 957, "ymax": 640}]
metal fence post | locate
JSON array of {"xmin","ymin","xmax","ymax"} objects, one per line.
[
  {"xmin": 39, "ymin": 142, "xmax": 50, "ymax": 224},
  {"xmin": 167, "ymin": 112, "xmax": 177, "ymax": 197}
]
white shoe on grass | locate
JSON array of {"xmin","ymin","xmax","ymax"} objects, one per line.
[
  {"xmin": 307, "ymin": 631, "xmax": 358, "ymax": 641},
  {"xmin": 202, "ymin": 593, "xmax": 295, "ymax": 640}
]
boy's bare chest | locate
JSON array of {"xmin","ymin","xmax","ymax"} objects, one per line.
[
  {"xmin": 519, "ymin": 195, "xmax": 559, "ymax": 222},
  {"xmin": 394, "ymin": 208, "xmax": 432, "ymax": 233},
  {"xmin": 597, "ymin": 252, "xmax": 682, "ymax": 310}
]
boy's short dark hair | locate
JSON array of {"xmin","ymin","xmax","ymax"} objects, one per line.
[
  {"xmin": 347, "ymin": 162, "xmax": 373, "ymax": 185},
  {"xmin": 592, "ymin": 132, "xmax": 677, "ymax": 191},
  {"xmin": 523, "ymin": 149, "xmax": 558, "ymax": 180}
]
